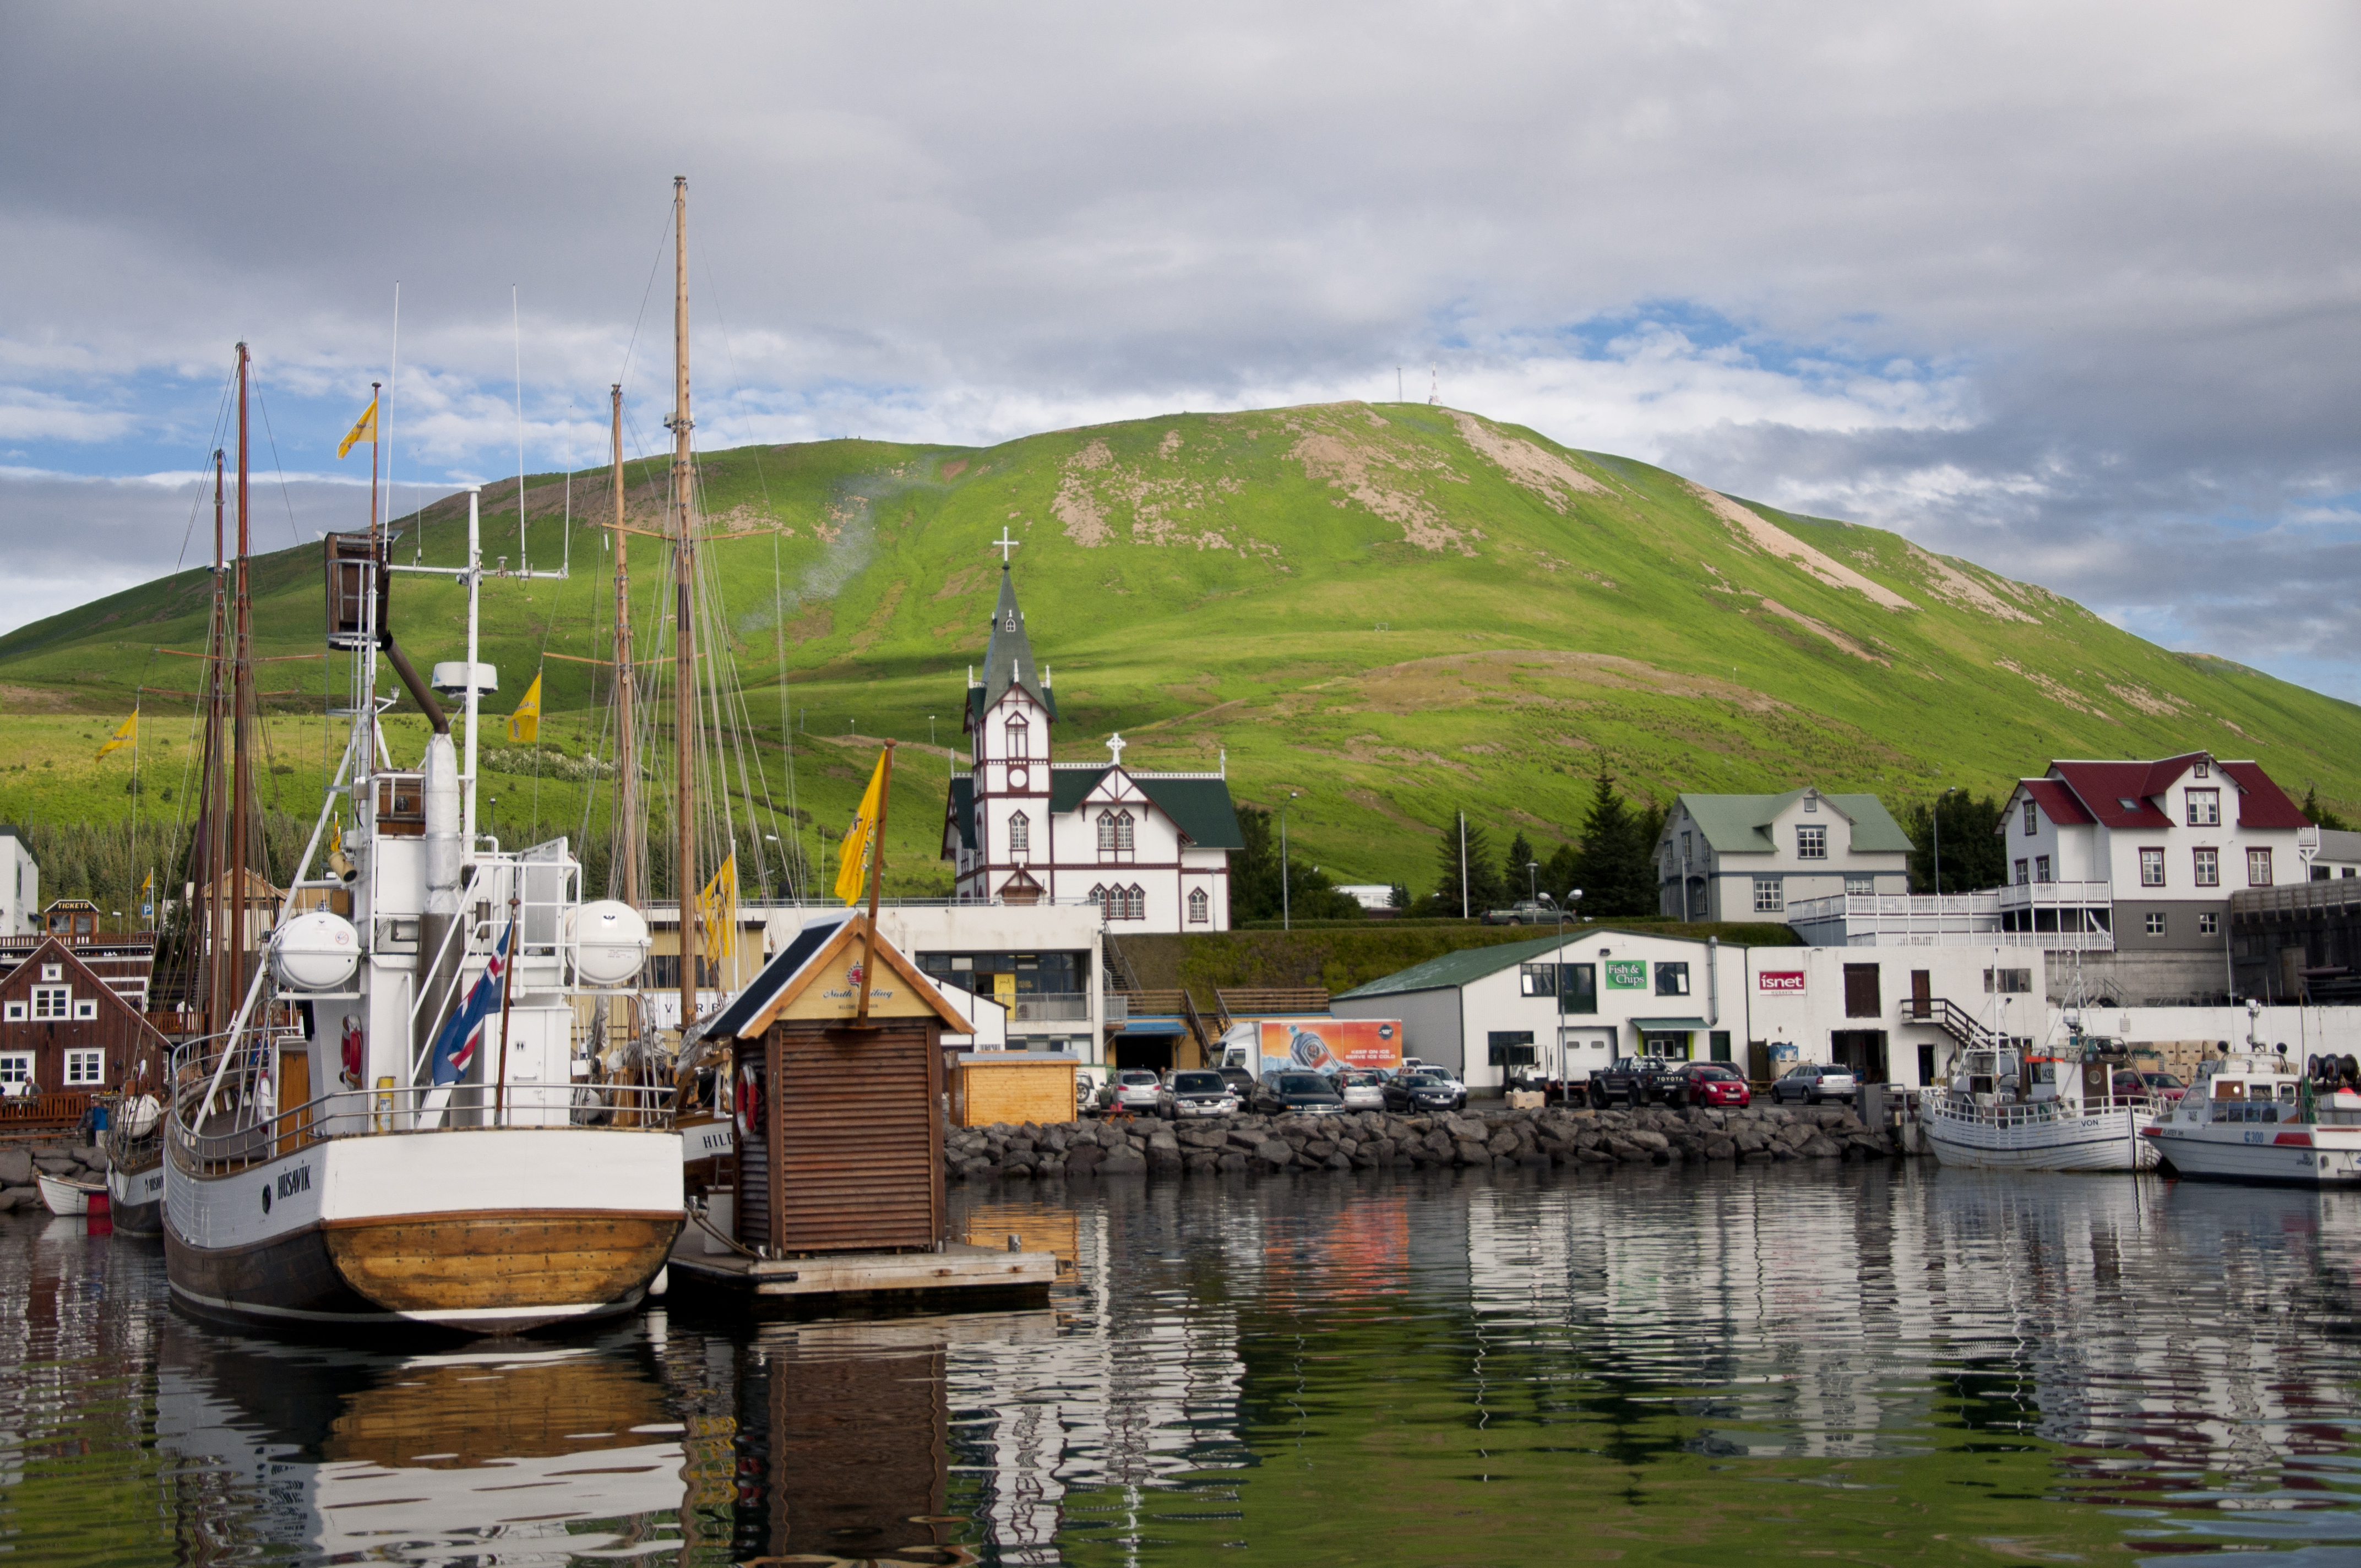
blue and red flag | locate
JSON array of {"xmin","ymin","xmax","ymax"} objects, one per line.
[{"xmin": 429, "ymin": 923, "xmax": 512, "ymax": 1086}]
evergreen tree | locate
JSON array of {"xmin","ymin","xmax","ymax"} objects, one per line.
[
  {"xmin": 1502, "ymin": 831, "xmax": 1537, "ymax": 902},
  {"xmin": 2302, "ymin": 783, "xmax": 2351, "ymax": 832},
  {"xmin": 1569, "ymin": 767, "xmax": 1659, "ymax": 917},
  {"xmin": 1900, "ymin": 791, "xmax": 2007, "ymax": 892},
  {"xmin": 1231, "ymin": 805, "xmax": 1363, "ymax": 922},
  {"xmin": 1539, "ymin": 840, "xmax": 1581, "ymax": 908}
]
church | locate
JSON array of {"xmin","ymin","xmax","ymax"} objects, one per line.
[{"xmin": 942, "ymin": 562, "xmax": 1242, "ymax": 932}]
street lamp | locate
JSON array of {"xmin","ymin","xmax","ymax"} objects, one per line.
[{"xmin": 1282, "ymin": 791, "xmax": 1299, "ymax": 932}]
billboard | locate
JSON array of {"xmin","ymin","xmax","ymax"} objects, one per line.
[{"xmin": 1259, "ymin": 1018, "xmax": 1402, "ymax": 1076}]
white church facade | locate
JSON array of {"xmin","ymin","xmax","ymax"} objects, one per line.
[{"xmin": 942, "ymin": 564, "xmax": 1242, "ymax": 932}]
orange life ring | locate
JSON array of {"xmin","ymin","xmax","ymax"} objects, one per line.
[{"xmin": 735, "ymin": 1063, "xmax": 763, "ymax": 1139}]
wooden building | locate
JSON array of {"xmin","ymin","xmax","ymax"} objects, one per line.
[
  {"xmin": 703, "ymin": 911, "xmax": 970, "ymax": 1258},
  {"xmin": 0, "ymin": 935, "xmax": 171, "ymax": 1124},
  {"xmin": 0, "ymin": 900, "xmax": 159, "ymax": 1012}
]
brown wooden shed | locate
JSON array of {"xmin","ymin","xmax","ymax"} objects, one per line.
[
  {"xmin": 705, "ymin": 912, "xmax": 969, "ymax": 1259},
  {"xmin": 0, "ymin": 935, "xmax": 172, "ymax": 1124}
]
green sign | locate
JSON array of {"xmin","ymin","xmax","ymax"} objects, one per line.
[{"xmin": 1603, "ymin": 960, "xmax": 1649, "ymax": 990}]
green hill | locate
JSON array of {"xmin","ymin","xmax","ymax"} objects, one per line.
[{"xmin": 4, "ymin": 400, "xmax": 2357, "ymax": 901}]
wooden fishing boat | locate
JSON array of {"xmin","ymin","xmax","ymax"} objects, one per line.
[{"xmin": 1926, "ymin": 1032, "xmax": 2159, "ymax": 1173}]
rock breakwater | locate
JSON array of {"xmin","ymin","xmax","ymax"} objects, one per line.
[{"xmin": 946, "ymin": 1102, "xmax": 1896, "ymax": 1182}]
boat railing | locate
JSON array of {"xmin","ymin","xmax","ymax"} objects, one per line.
[
  {"xmin": 167, "ymin": 1070, "xmax": 676, "ymax": 1178},
  {"xmin": 1932, "ymin": 1092, "xmax": 2153, "ymax": 1126}
]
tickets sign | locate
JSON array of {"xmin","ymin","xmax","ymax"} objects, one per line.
[{"xmin": 1757, "ymin": 971, "xmax": 1807, "ymax": 993}]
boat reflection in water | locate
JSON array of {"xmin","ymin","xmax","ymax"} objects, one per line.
[{"xmin": 155, "ymin": 1320, "xmax": 688, "ymax": 1563}]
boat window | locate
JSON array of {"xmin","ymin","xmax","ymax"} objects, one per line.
[
  {"xmin": 2213, "ymin": 1081, "xmax": 2245, "ymax": 1101},
  {"xmin": 2280, "ymin": 1082, "xmax": 2300, "ymax": 1102}
]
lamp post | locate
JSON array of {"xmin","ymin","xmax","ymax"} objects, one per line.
[{"xmin": 1281, "ymin": 791, "xmax": 1299, "ymax": 931}]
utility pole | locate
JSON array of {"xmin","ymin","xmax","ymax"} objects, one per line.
[
  {"xmin": 610, "ymin": 384, "xmax": 638, "ymax": 908},
  {"xmin": 668, "ymin": 176, "xmax": 697, "ymax": 1035},
  {"xmin": 231, "ymin": 344, "xmax": 252, "ymax": 1016},
  {"xmin": 1459, "ymin": 811, "xmax": 1469, "ymax": 920},
  {"xmin": 1282, "ymin": 791, "xmax": 1298, "ymax": 930}
]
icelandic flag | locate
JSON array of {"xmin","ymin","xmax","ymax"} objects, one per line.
[{"xmin": 429, "ymin": 924, "xmax": 512, "ymax": 1086}]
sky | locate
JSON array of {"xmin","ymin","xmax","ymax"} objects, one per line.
[{"xmin": 4, "ymin": 2, "xmax": 2359, "ymax": 697}]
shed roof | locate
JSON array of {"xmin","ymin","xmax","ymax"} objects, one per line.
[
  {"xmin": 1673, "ymin": 790, "xmax": 1914, "ymax": 855},
  {"xmin": 705, "ymin": 911, "xmax": 968, "ymax": 1040}
]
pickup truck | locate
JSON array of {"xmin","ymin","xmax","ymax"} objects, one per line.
[
  {"xmin": 1483, "ymin": 899, "xmax": 1560, "ymax": 926},
  {"xmin": 1587, "ymin": 1055, "xmax": 1680, "ymax": 1108}
]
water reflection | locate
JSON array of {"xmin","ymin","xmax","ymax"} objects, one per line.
[{"xmin": 3, "ymin": 1164, "xmax": 2359, "ymax": 1564}]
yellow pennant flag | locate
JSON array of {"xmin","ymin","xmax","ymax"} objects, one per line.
[
  {"xmin": 94, "ymin": 712, "xmax": 137, "ymax": 760},
  {"xmin": 695, "ymin": 855, "xmax": 738, "ymax": 971},
  {"xmin": 833, "ymin": 749, "xmax": 890, "ymax": 905},
  {"xmin": 506, "ymin": 672, "xmax": 541, "ymax": 744},
  {"xmin": 336, "ymin": 395, "xmax": 378, "ymax": 460}
]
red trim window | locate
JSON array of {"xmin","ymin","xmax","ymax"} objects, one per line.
[
  {"xmin": 2139, "ymin": 848, "xmax": 2166, "ymax": 888},
  {"xmin": 2248, "ymin": 847, "xmax": 2273, "ymax": 887},
  {"xmin": 2193, "ymin": 847, "xmax": 2219, "ymax": 887}
]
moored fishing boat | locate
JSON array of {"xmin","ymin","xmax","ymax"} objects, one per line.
[
  {"xmin": 2147, "ymin": 1014, "xmax": 2361, "ymax": 1186},
  {"xmin": 1926, "ymin": 1030, "xmax": 2159, "ymax": 1173}
]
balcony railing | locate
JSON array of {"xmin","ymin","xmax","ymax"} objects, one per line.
[
  {"xmin": 1007, "ymin": 991, "xmax": 1091, "ymax": 1024},
  {"xmin": 1789, "ymin": 888, "xmax": 2114, "ymax": 951}
]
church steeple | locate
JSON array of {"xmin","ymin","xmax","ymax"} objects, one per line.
[{"xmin": 980, "ymin": 564, "xmax": 1043, "ymax": 710}]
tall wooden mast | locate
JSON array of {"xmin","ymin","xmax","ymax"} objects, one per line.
[
  {"xmin": 204, "ymin": 446, "xmax": 228, "ymax": 1036},
  {"xmin": 230, "ymin": 343, "xmax": 253, "ymax": 1016},
  {"xmin": 668, "ymin": 177, "xmax": 698, "ymax": 1034},
  {"xmin": 610, "ymin": 383, "xmax": 638, "ymax": 908}
]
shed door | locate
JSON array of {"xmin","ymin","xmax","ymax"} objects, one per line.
[
  {"xmin": 1843, "ymin": 963, "xmax": 1883, "ymax": 1019},
  {"xmin": 773, "ymin": 1021, "xmax": 943, "ymax": 1255}
]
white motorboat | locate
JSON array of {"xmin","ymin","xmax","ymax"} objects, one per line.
[
  {"xmin": 101, "ymin": 1092, "xmax": 164, "ymax": 1237},
  {"xmin": 36, "ymin": 1168, "xmax": 101, "ymax": 1217},
  {"xmin": 161, "ymin": 346, "xmax": 678, "ymax": 1335},
  {"xmin": 1925, "ymin": 1032, "xmax": 2159, "ymax": 1173},
  {"xmin": 2147, "ymin": 1029, "xmax": 2361, "ymax": 1186}
]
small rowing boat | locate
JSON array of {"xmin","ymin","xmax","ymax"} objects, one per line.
[{"xmin": 37, "ymin": 1169, "xmax": 102, "ymax": 1217}]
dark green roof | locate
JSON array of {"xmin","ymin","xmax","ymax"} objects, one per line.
[
  {"xmin": 944, "ymin": 775, "xmax": 975, "ymax": 852},
  {"xmin": 1047, "ymin": 766, "xmax": 1244, "ymax": 850},
  {"xmin": 1336, "ymin": 927, "xmax": 1736, "ymax": 1001}
]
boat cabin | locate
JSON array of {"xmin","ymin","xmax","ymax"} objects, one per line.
[{"xmin": 700, "ymin": 911, "xmax": 969, "ymax": 1259}]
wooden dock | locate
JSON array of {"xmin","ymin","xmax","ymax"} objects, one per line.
[{"xmin": 665, "ymin": 1233, "xmax": 1058, "ymax": 1304}]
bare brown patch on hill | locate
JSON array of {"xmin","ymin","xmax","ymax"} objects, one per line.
[{"xmin": 1450, "ymin": 412, "xmax": 1608, "ymax": 511}]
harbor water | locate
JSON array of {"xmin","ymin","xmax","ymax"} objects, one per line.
[{"xmin": 6, "ymin": 1162, "xmax": 2359, "ymax": 1565}]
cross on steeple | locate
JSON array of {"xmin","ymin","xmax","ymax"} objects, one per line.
[
  {"xmin": 993, "ymin": 527, "xmax": 1021, "ymax": 564},
  {"xmin": 1107, "ymin": 732, "xmax": 1126, "ymax": 766}
]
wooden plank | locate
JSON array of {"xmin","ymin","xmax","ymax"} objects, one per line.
[{"xmin": 320, "ymin": 1210, "xmax": 679, "ymax": 1313}]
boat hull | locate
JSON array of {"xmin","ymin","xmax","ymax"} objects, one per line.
[
  {"xmin": 106, "ymin": 1160, "xmax": 165, "ymax": 1238},
  {"xmin": 1927, "ymin": 1101, "xmax": 2159, "ymax": 1172},
  {"xmin": 164, "ymin": 1125, "xmax": 683, "ymax": 1335},
  {"xmin": 2152, "ymin": 1124, "xmax": 2361, "ymax": 1187},
  {"xmin": 36, "ymin": 1170, "xmax": 98, "ymax": 1216}
]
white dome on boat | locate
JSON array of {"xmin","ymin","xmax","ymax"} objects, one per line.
[
  {"xmin": 270, "ymin": 910, "xmax": 360, "ymax": 991},
  {"xmin": 569, "ymin": 901, "xmax": 650, "ymax": 987}
]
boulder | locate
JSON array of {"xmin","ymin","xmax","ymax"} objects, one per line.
[
  {"xmin": 1064, "ymin": 1143, "xmax": 1106, "ymax": 1176},
  {"xmin": 1145, "ymin": 1144, "xmax": 1184, "ymax": 1176},
  {"xmin": 1100, "ymin": 1145, "xmax": 1148, "ymax": 1175},
  {"xmin": 1253, "ymin": 1139, "xmax": 1295, "ymax": 1168},
  {"xmin": 1216, "ymin": 1151, "xmax": 1249, "ymax": 1172},
  {"xmin": 1802, "ymin": 1135, "xmax": 1843, "ymax": 1159},
  {"xmin": 1452, "ymin": 1139, "xmax": 1490, "ymax": 1167},
  {"xmin": 0, "ymin": 1150, "xmax": 30, "ymax": 1186},
  {"xmin": 955, "ymin": 1158, "xmax": 994, "ymax": 1182},
  {"xmin": 1623, "ymin": 1129, "xmax": 1671, "ymax": 1153},
  {"xmin": 1183, "ymin": 1151, "xmax": 1220, "ymax": 1174},
  {"xmin": 32, "ymin": 1156, "xmax": 77, "ymax": 1177},
  {"xmin": 1704, "ymin": 1136, "xmax": 1737, "ymax": 1161},
  {"xmin": 1608, "ymin": 1137, "xmax": 1652, "ymax": 1163},
  {"xmin": 1486, "ymin": 1129, "xmax": 1521, "ymax": 1157}
]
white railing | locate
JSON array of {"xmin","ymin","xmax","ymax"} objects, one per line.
[{"xmin": 1789, "ymin": 888, "xmax": 2115, "ymax": 951}]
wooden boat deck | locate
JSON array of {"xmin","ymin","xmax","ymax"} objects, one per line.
[{"xmin": 665, "ymin": 1234, "xmax": 1058, "ymax": 1302}]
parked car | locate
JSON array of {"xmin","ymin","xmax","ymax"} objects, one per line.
[
  {"xmin": 1771, "ymin": 1061, "xmax": 1859, "ymax": 1106},
  {"xmin": 1075, "ymin": 1070, "xmax": 1101, "ymax": 1112},
  {"xmin": 1216, "ymin": 1066, "xmax": 1256, "ymax": 1097},
  {"xmin": 1381, "ymin": 1071, "xmax": 1466, "ymax": 1114},
  {"xmin": 1666, "ymin": 1061, "xmax": 1751, "ymax": 1108},
  {"xmin": 1483, "ymin": 898, "xmax": 1559, "ymax": 926},
  {"xmin": 2139, "ymin": 1070, "xmax": 2188, "ymax": 1103},
  {"xmin": 1338, "ymin": 1071, "xmax": 1388, "ymax": 1110},
  {"xmin": 1098, "ymin": 1069, "xmax": 1164, "ymax": 1116},
  {"xmin": 1405, "ymin": 1059, "xmax": 1463, "ymax": 1087},
  {"xmin": 1588, "ymin": 1056, "xmax": 1678, "ymax": 1108},
  {"xmin": 1252, "ymin": 1070, "xmax": 1346, "ymax": 1117},
  {"xmin": 1158, "ymin": 1069, "xmax": 1241, "ymax": 1120}
]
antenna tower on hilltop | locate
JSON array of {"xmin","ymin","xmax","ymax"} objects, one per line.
[{"xmin": 1428, "ymin": 363, "xmax": 1439, "ymax": 406}]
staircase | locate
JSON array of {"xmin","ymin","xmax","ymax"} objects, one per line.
[{"xmin": 1909, "ymin": 997, "xmax": 2001, "ymax": 1051}]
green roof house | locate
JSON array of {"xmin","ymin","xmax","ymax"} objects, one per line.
[{"xmin": 1658, "ymin": 788, "xmax": 1913, "ymax": 924}]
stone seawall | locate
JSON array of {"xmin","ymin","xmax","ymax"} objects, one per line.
[{"xmin": 947, "ymin": 1102, "xmax": 1896, "ymax": 1182}]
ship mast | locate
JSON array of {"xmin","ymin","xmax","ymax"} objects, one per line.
[
  {"xmin": 668, "ymin": 176, "xmax": 698, "ymax": 1036},
  {"xmin": 230, "ymin": 344, "xmax": 254, "ymax": 1020},
  {"xmin": 610, "ymin": 384, "xmax": 638, "ymax": 908},
  {"xmin": 203, "ymin": 447, "xmax": 228, "ymax": 1037}
]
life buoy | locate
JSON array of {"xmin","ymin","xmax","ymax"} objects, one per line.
[{"xmin": 735, "ymin": 1063, "xmax": 763, "ymax": 1140}]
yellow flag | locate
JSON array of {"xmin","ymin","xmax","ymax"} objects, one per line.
[
  {"xmin": 506, "ymin": 672, "xmax": 541, "ymax": 744},
  {"xmin": 696, "ymin": 856, "xmax": 738, "ymax": 970},
  {"xmin": 834, "ymin": 750, "xmax": 890, "ymax": 905},
  {"xmin": 336, "ymin": 395, "xmax": 378, "ymax": 460},
  {"xmin": 95, "ymin": 712, "xmax": 137, "ymax": 760}
]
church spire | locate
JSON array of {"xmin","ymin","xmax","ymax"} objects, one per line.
[{"xmin": 980, "ymin": 564, "xmax": 1042, "ymax": 711}]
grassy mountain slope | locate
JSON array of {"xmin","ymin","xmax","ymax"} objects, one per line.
[{"xmin": 3, "ymin": 400, "xmax": 2356, "ymax": 898}]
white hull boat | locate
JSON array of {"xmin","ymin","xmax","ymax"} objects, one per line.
[
  {"xmin": 36, "ymin": 1169, "xmax": 101, "ymax": 1217},
  {"xmin": 2148, "ymin": 1036, "xmax": 2361, "ymax": 1188},
  {"xmin": 1923, "ymin": 1032, "xmax": 2159, "ymax": 1174}
]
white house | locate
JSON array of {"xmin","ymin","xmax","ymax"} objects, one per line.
[
  {"xmin": 1656, "ymin": 788, "xmax": 1914, "ymax": 923},
  {"xmin": 943, "ymin": 565, "xmax": 1242, "ymax": 933},
  {"xmin": 0, "ymin": 829, "xmax": 39, "ymax": 937},
  {"xmin": 1743, "ymin": 944, "xmax": 2048, "ymax": 1090}
]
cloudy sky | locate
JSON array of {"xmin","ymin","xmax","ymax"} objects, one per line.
[{"xmin": 6, "ymin": 2, "xmax": 2359, "ymax": 696}]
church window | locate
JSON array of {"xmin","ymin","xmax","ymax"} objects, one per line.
[
  {"xmin": 1008, "ymin": 812, "xmax": 1030, "ymax": 854},
  {"xmin": 1188, "ymin": 888, "xmax": 1209, "ymax": 924},
  {"xmin": 1097, "ymin": 811, "xmax": 1117, "ymax": 852},
  {"xmin": 1115, "ymin": 812, "xmax": 1135, "ymax": 852},
  {"xmin": 1124, "ymin": 885, "xmax": 1146, "ymax": 920},
  {"xmin": 1089, "ymin": 883, "xmax": 1114, "ymax": 921},
  {"xmin": 1004, "ymin": 715, "xmax": 1029, "ymax": 761}
]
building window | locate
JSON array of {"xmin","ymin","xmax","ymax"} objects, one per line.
[
  {"xmin": 64, "ymin": 1049, "xmax": 102, "ymax": 1086},
  {"xmin": 1096, "ymin": 812, "xmax": 1116, "ymax": 852},
  {"xmin": 2034, "ymin": 856, "xmax": 2052, "ymax": 883},
  {"xmin": 2186, "ymin": 788, "xmax": 2219, "ymax": 826},
  {"xmin": 1187, "ymin": 888, "xmax": 1209, "ymax": 924},
  {"xmin": 72, "ymin": 999, "xmax": 95, "ymax": 1021},
  {"xmin": 2023, "ymin": 800, "xmax": 2038, "ymax": 835},
  {"xmin": 0, "ymin": 1003, "xmax": 19, "ymax": 1022},
  {"xmin": 1655, "ymin": 962, "xmax": 1691, "ymax": 997},
  {"xmin": 1797, "ymin": 825, "xmax": 1827, "ymax": 860},
  {"xmin": 1753, "ymin": 878, "xmax": 1783, "ymax": 913},
  {"xmin": 38, "ymin": 963, "xmax": 59, "ymax": 982},
  {"xmin": 2248, "ymin": 848, "xmax": 2273, "ymax": 887},
  {"xmin": 1115, "ymin": 812, "xmax": 1135, "ymax": 852},
  {"xmin": 1008, "ymin": 811, "xmax": 1030, "ymax": 854},
  {"xmin": 2194, "ymin": 847, "xmax": 2219, "ymax": 887},
  {"xmin": 0, "ymin": 1054, "xmax": 26, "ymax": 1086},
  {"xmin": 2199, "ymin": 911, "xmax": 2219, "ymax": 935},
  {"xmin": 1680, "ymin": 831, "xmax": 1692, "ymax": 861},
  {"xmin": 2145, "ymin": 912, "xmax": 2166, "ymax": 936},
  {"xmin": 1090, "ymin": 884, "xmax": 1115, "ymax": 921},
  {"xmin": 1520, "ymin": 963, "xmax": 1558, "ymax": 998},
  {"xmin": 1843, "ymin": 963, "xmax": 1881, "ymax": 1018},
  {"xmin": 1124, "ymin": 885, "xmax": 1145, "ymax": 921},
  {"xmin": 1004, "ymin": 715, "xmax": 1029, "ymax": 760},
  {"xmin": 2195, "ymin": 760, "xmax": 2210, "ymax": 779},
  {"xmin": 31, "ymin": 986, "xmax": 69, "ymax": 1020},
  {"xmin": 2014, "ymin": 858, "xmax": 2028, "ymax": 885},
  {"xmin": 1983, "ymin": 968, "xmax": 2032, "ymax": 994},
  {"xmin": 2140, "ymin": 848, "xmax": 2166, "ymax": 887},
  {"xmin": 1487, "ymin": 1032, "xmax": 1538, "ymax": 1068},
  {"xmin": 1845, "ymin": 875, "xmax": 1874, "ymax": 896},
  {"xmin": 1559, "ymin": 964, "xmax": 1597, "ymax": 1015}
]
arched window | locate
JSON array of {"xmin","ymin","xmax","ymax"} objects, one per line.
[
  {"xmin": 1003, "ymin": 715, "xmax": 1029, "ymax": 761},
  {"xmin": 1097, "ymin": 810, "xmax": 1117, "ymax": 852},
  {"xmin": 1125, "ymin": 885, "xmax": 1146, "ymax": 921},
  {"xmin": 1008, "ymin": 811, "xmax": 1030, "ymax": 854},
  {"xmin": 1114, "ymin": 811, "xmax": 1135, "ymax": 852},
  {"xmin": 1089, "ymin": 883, "xmax": 1113, "ymax": 920},
  {"xmin": 1188, "ymin": 888, "xmax": 1209, "ymax": 924}
]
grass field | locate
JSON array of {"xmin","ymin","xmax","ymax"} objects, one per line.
[{"xmin": 5, "ymin": 400, "xmax": 2356, "ymax": 901}]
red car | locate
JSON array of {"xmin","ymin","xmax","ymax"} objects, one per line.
[
  {"xmin": 1670, "ymin": 1061, "xmax": 1751, "ymax": 1108},
  {"xmin": 2112, "ymin": 1069, "xmax": 2187, "ymax": 1103}
]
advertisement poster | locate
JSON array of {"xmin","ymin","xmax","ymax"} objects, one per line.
[
  {"xmin": 1603, "ymin": 960, "xmax": 1649, "ymax": 990},
  {"xmin": 1260, "ymin": 1018, "xmax": 1402, "ymax": 1076}
]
